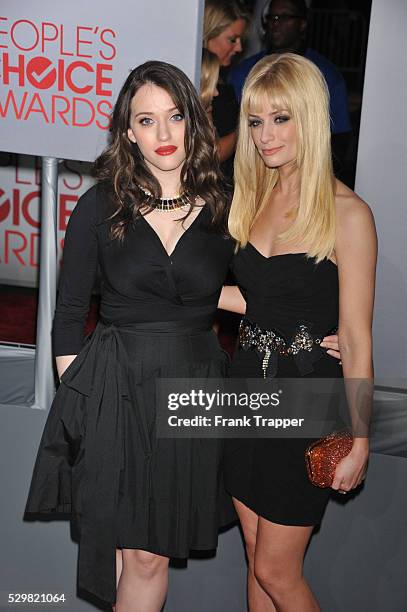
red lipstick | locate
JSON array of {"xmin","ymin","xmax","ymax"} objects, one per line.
[{"xmin": 155, "ymin": 146, "xmax": 177, "ymax": 156}]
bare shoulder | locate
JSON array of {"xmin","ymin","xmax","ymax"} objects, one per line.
[{"xmin": 334, "ymin": 179, "xmax": 375, "ymax": 231}]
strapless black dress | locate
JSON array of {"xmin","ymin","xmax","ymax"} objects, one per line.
[{"xmin": 224, "ymin": 246, "xmax": 343, "ymax": 526}]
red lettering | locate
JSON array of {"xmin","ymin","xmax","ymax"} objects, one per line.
[
  {"xmin": 26, "ymin": 56, "xmax": 56, "ymax": 89},
  {"xmin": 22, "ymin": 191, "xmax": 40, "ymax": 228},
  {"xmin": 0, "ymin": 16, "xmax": 8, "ymax": 49},
  {"xmin": 30, "ymin": 233, "xmax": 39, "ymax": 267},
  {"xmin": 11, "ymin": 20, "xmax": 39, "ymax": 52},
  {"xmin": 96, "ymin": 64, "xmax": 112, "ymax": 96},
  {"xmin": 51, "ymin": 95, "xmax": 70, "ymax": 125},
  {"xmin": 23, "ymin": 93, "xmax": 49, "ymax": 122},
  {"xmin": 59, "ymin": 194, "xmax": 78, "ymax": 230},
  {"xmin": 0, "ymin": 89, "xmax": 28, "ymax": 119},
  {"xmin": 73, "ymin": 97, "xmax": 95, "ymax": 127},
  {"xmin": 12, "ymin": 189, "xmax": 20, "ymax": 224},
  {"xmin": 100, "ymin": 28, "xmax": 116, "ymax": 61},
  {"xmin": 41, "ymin": 22, "xmax": 58, "ymax": 53},
  {"xmin": 96, "ymin": 100, "xmax": 112, "ymax": 130},
  {"xmin": 57, "ymin": 58, "xmax": 65, "ymax": 91},
  {"xmin": 5, "ymin": 230, "xmax": 27, "ymax": 265},
  {"xmin": 0, "ymin": 188, "xmax": 11, "ymax": 223},
  {"xmin": 76, "ymin": 26, "xmax": 93, "ymax": 58},
  {"xmin": 2, "ymin": 52, "xmax": 25, "ymax": 86},
  {"xmin": 66, "ymin": 61, "xmax": 93, "ymax": 94},
  {"xmin": 59, "ymin": 24, "xmax": 74, "ymax": 56}
]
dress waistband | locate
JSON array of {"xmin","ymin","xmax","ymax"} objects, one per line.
[
  {"xmin": 239, "ymin": 317, "xmax": 335, "ymax": 378},
  {"xmin": 99, "ymin": 315, "xmax": 213, "ymax": 334}
]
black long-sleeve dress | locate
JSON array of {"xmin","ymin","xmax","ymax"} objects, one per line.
[{"xmin": 25, "ymin": 184, "xmax": 235, "ymax": 606}]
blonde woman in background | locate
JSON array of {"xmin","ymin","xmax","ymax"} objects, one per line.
[
  {"xmin": 222, "ymin": 53, "xmax": 376, "ymax": 611},
  {"xmin": 200, "ymin": 48, "xmax": 220, "ymax": 116},
  {"xmin": 203, "ymin": 0, "xmax": 250, "ymax": 174}
]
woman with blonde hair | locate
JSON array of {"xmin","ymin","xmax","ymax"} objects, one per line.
[
  {"xmin": 203, "ymin": 0, "xmax": 249, "ymax": 68},
  {"xmin": 222, "ymin": 53, "xmax": 376, "ymax": 611},
  {"xmin": 200, "ymin": 48, "xmax": 220, "ymax": 115},
  {"xmin": 203, "ymin": 0, "xmax": 250, "ymax": 174}
]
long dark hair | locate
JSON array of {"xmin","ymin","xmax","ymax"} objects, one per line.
[{"xmin": 93, "ymin": 60, "xmax": 229, "ymax": 240}]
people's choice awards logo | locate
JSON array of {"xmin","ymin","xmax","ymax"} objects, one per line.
[
  {"xmin": 0, "ymin": 17, "xmax": 116, "ymax": 129},
  {"xmin": 0, "ymin": 157, "xmax": 91, "ymax": 272},
  {"xmin": 0, "ymin": 188, "xmax": 11, "ymax": 223}
]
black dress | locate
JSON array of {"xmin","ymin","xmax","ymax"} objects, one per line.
[
  {"xmin": 211, "ymin": 82, "xmax": 239, "ymax": 180},
  {"xmin": 224, "ymin": 246, "xmax": 343, "ymax": 526},
  {"xmin": 25, "ymin": 184, "xmax": 235, "ymax": 605}
]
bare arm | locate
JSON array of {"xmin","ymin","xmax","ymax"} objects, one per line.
[
  {"xmin": 218, "ymin": 285, "xmax": 246, "ymax": 315},
  {"xmin": 332, "ymin": 190, "xmax": 377, "ymax": 492}
]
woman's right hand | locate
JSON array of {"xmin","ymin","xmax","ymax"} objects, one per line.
[
  {"xmin": 331, "ymin": 440, "xmax": 369, "ymax": 494},
  {"xmin": 56, "ymin": 355, "xmax": 77, "ymax": 380},
  {"xmin": 320, "ymin": 334, "xmax": 341, "ymax": 361}
]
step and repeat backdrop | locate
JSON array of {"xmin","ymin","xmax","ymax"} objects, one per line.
[
  {"xmin": 0, "ymin": 155, "xmax": 93, "ymax": 286},
  {"xmin": 1, "ymin": 0, "xmax": 406, "ymax": 384},
  {"xmin": 0, "ymin": 2, "xmax": 203, "ymax": 159},
  {"xmin": 0, "ymin": 0, "xmax": 204, "ymax": 285}
]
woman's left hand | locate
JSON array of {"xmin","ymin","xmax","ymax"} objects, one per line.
[
  {"xmin": 320, "ymin": 334, "xmax": 341, "ymax": 360},
  {"xmin": 331, "ymin": 447, "xmax": 368, "ymax": 494}
]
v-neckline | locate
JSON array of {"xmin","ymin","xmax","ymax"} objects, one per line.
[{"xmin": 141, "ymin": 204, "xmax": 206, "ymax": 258}]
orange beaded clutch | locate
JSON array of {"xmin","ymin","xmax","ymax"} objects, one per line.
[{"xmin": 305, "ymin": 430, "xmax": 353, "ymax": 488}]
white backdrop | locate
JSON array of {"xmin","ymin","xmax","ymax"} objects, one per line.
[
  {"xmin": 0, "ymin": 155, "xmax": 94, "ymax": 286},
  {"xmin": 355, "ymin": 0, "xmax": 407, "ymax": 384},
  {"xmin": 0, "ymin": 0, "xmax": 204, "ymax": 286},
  {"xmin": 0, "ymin": 0, "xmax": 203, "ymax": 161}
]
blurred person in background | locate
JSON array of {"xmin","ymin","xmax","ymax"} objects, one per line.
[
  {"xmin": 200, "ymin": 48, "xmax": 220, "ymax": 118},
  {"xmin": 228, "ymin": 0, "xmax": 351, "ymax": 172},
  {"xmin": 203, "ymin": 0, "xmax": 251, "ymax": 177}
]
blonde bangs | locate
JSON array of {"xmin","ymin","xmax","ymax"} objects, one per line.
[
  {"xmin": 229, "ymin": 53, "xmax": 336, "ymax": 261},
  {"xmin": 242, "ymin": 74, "xmax": 293, "ymax": 119}
]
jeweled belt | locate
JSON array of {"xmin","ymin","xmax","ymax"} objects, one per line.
[{"xmin": 239, "ymin": 318, "xmax": 332, "ymax": 378}]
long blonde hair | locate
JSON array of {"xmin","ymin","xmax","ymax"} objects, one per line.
[
  {"xmin": 203, "ymin": 0, "xmax": 250, "ymax": 48},
  {"xmin": 200, "ymin": 49, "xmax": 220, "ymax": 110},
  {"xmin": 229, "ymin": 53, "xmax": 336, "ymax": 262}
]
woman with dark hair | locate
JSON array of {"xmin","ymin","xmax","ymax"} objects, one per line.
[{"xmin": 25, "ymin": 60, "xmax": 235, "ymax": 612}]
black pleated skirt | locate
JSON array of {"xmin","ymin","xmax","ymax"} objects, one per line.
[{"xmin": 25, "ymin": 320, "xmax": 235, "ymax": 605}]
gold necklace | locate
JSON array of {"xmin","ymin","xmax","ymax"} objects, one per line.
[{"xmin": 137, "ymin": 184, "xmax": 193, "ymax": 212}]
